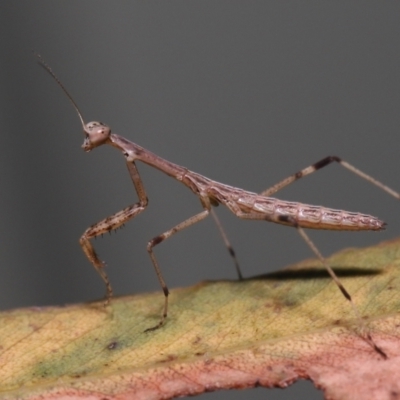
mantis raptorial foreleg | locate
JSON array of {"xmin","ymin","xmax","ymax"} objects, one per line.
[{"xmin": 80, "ymin": 161, "xmax": 148, "ymax": 304}]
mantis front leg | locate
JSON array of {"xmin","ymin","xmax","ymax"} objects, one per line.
[{"xmin": 79, "ymin": 161, "xmax": 148, "ymax": 305}]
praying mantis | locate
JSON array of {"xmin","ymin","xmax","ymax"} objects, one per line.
[{"xmin": 36, "ymin": 54, "xmax": 399, "ymax": 354}]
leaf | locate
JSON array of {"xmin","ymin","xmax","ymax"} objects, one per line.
[{"xmin": 1, "ymin": 238, "xmax": 400, "ymax": 400}]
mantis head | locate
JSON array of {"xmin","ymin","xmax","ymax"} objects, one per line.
[{"xmin": 81, "ymin": 121, "xmax": 111, "ymax": 151}]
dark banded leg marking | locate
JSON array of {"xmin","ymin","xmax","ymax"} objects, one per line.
[
  {"xmin": 144, "ymin": 209, "xmax": 210, "ymax": 332},
  {"xmin": 260, "ymin": 156, "xmax": 400, "ymax": 200},
  {"xmin": 278, "ymin": 214, "xmax": 387, "ymax": 359}
]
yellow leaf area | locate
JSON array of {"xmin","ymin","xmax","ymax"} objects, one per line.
[{"xmin": 1, "ymin": 239, "xmax": 400, "ymax": 400}]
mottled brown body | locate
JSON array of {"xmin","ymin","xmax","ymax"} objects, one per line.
[{"xmin": 181, "ymin": 171, "xmax": 385, "ymax": 231}]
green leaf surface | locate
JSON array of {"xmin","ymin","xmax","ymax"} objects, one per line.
[{"xmin": 1, "ymin": 238, "xmax": 400, "ymax": 400}]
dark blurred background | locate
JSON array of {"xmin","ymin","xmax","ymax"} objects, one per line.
[{"xmin": 2, "ymin": 2, "xmax": 400, "ymax": 399}]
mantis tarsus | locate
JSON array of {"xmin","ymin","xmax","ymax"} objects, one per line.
[{"xmin": 36, "ymin": 54, "xmax": 399, "ymax": 356}]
